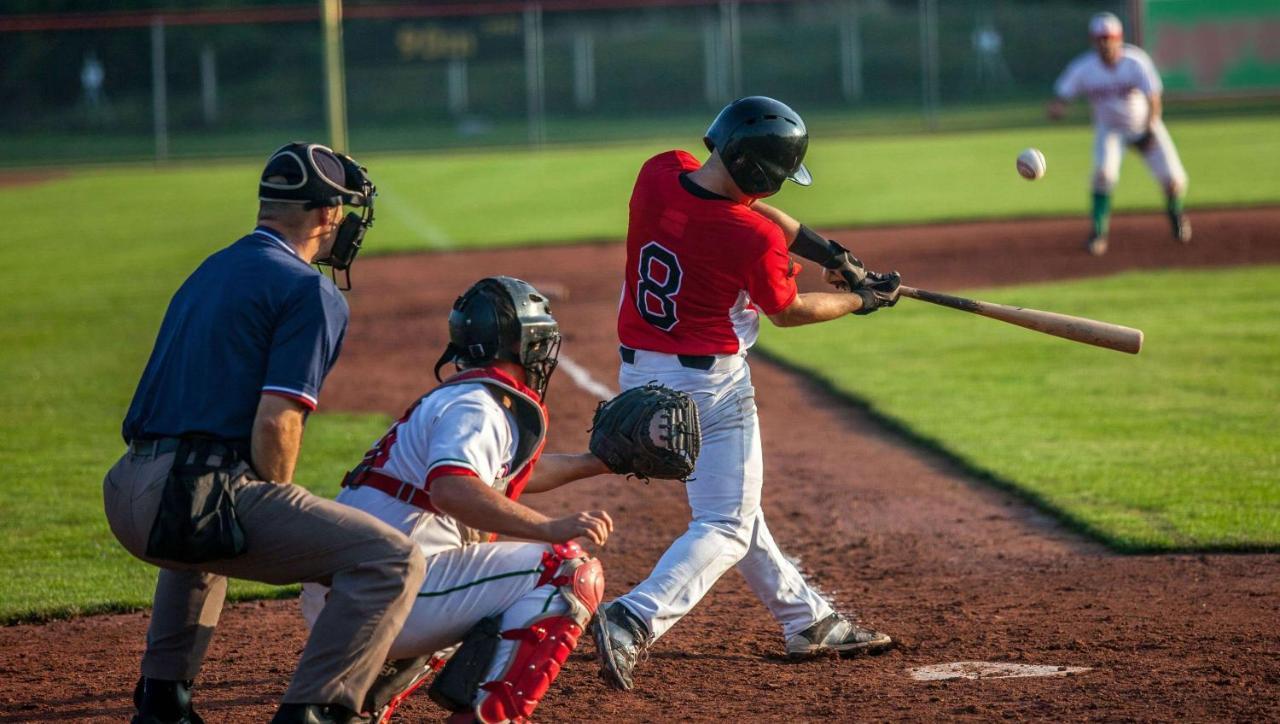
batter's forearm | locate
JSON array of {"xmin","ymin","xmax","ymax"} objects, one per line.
[
  {"xmin": 524, "ymin": 452, "xmax": 610, "ymax": 494},
  {"xmin": 769, "ymin": 291, "xmax": 864, "ymax": 327},
  {"xmin": 431, "ymin": 475, "xmax": 554, "ymax": 541},
  {"xmin": 250, "ymin": 395, "xmax": 307, "ymax": 483}
]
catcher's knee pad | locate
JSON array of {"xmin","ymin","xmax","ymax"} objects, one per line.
[{"xmin": 473, "ymin": 545, "xmax": 604, "ymax": 723}]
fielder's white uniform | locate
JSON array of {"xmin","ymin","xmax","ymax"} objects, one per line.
[
  {"xmin": 300, "ymin": 368, "xmax": 602, "ymax": 721},
  {"xmin": 1054, "ymin": 44, "xmax": 1188, "ymax": 193}
]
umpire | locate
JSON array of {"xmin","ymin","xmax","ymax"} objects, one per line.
[{"xmin": 104, "ymin": 142, "xmax": 425, "ymax": 724}]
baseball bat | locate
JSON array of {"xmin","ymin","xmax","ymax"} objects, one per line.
[{"xmin": 897, "ymin": 285, "xmax": 1143, "ymax": 354}]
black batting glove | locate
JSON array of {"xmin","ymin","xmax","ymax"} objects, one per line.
[{"xmin": 853, "ymin": 270, "xmax": 901, "ymax": 315}]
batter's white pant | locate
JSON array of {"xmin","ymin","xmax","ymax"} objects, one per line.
[
  {"xmin": 302, "ymin": 542, "xmax": 570, "ymax": 681},
  {"xmin": 614, "ymin": 350, "xmax": 833, "ymax": 640},
  {"xmin": 1092, "ymin": 119, "xmax": 1188, "ymax": 194}
]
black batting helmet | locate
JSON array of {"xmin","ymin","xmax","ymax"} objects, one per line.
[
  {"xmin": 433, "ymin": 277, "xmax": 561, "ymax": 398},
  {"xmin": 703, "ymin": 96, "xmax": 811, "ymax": 197}
]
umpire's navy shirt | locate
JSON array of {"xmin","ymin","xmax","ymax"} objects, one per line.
[{"xmin": 122, "ymin": 226, "xmax": 349, "ymax": 443}]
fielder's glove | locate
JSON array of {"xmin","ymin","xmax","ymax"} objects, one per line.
[
  {"xmin": 589, "ymin": 383, "xmax": 701, "ymax": 482},
  {"xmin": 853, "ymin": 270, "xmax": 902, "ymax": 315},
  {"xmin": 1130, "ymin": 129, "xmax": 1155, "ymax": 153}
]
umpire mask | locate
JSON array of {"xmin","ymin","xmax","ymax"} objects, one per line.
[{"xmin": 259, "ymin": 142, "xmax": 376, "ymax": 289}]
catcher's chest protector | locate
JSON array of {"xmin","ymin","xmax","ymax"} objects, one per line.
[{"xmin": 438, "ymin": 368, "xmax": 549, "ymax": 544}]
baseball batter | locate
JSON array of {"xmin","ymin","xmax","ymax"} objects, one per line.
[
  {"xmin": 299, "ymin": 277, "xmax": 613, "ymax": 723},
  {"xmin": 1048, "ymin": 11, "xmax": 1191, "ymax": 256},
  {"xmin": 592, "ymin": 96, "xmax": 899, "ymax": 692}
]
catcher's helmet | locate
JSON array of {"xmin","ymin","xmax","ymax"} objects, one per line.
[
  {"xmin": 703, "ymin": 96, "xmax": 811, "ymax": 197},
  {"xmin": 434, "ymin": 277, "xmax": 561, "ymax": 398}
]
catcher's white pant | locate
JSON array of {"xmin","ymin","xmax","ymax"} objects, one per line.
[
  {"xmin": 302, "ymin": 542, "xmax": 570, "ymax": 678},
  {"xmin": 614, "ymin": 350, "xmax": 833, "ymax": 640},
  {"xmin": 1092, "ymin": 119, "xmax": 1188, "ymax": 194}
]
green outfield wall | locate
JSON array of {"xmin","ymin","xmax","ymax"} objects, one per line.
[{"xmin": 1145, "ymin": 0, "xmax": 1280, "ymax": 95}]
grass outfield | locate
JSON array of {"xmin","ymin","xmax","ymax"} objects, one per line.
[
  {"xmin": 4, "ymin": 115, "xmax": 1277, "ymax": 252},
  {"xmin": 0, "ymin": 115, "xmax": 1276, "ymax": 620},
  {"xmin": 758, "ymin": 266, "xmax": 1280, "ymax": 552}
]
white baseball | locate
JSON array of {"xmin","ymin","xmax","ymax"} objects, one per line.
[{"xmin": 1016, "ymin": 148, "xmax": 1046, "ymax": 180}]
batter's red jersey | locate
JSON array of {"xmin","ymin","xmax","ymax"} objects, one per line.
[{"xmin": 618, "ymin": 151, "xmax": 799, "ymax": 356}]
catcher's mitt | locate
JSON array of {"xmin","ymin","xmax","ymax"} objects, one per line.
[{"xmin": 589, "ymin": 383, "xmax": 701, "ymax": 482}]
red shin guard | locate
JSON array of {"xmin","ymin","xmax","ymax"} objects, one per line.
[{"xmin": 474, "ymin": 547, "xmax": 603, "ymax": 723}]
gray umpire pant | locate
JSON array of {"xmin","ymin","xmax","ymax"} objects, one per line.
[{"xmin": 103, "ymin": 447, "xmax": 426, "ymax": 712}]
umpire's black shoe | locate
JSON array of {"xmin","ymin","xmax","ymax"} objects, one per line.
[
  {"xmin": 591, "ymin": 601, "xmax": 651, "ymax": 691},
  {"xmin": 785, "ymin": 613, "xmax": 894, "ymax": 659},
  {"xmin": 131, "ymin": 677, "xmax": 204, "ymax": 724},
  {"xmin": 271, "ymin": 703, "xmax": 368, "ymax": 723}
]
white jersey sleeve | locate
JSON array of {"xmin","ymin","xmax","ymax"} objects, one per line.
[
  {"xmin": 1125, "ymin": 45, "xmax": 1162, "ymax": 95},
  {"xmin": 1054, "ymin": 52, "xmax": 1092, "ymax": 99},
  {"xmin": 421, "ymin": 391, "xmax": 514, "ymax": 484}
]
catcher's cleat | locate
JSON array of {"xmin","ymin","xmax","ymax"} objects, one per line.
[
  {"xmin": 132, "ymin": 676, "xmax": 205, "ymax": 724},
  {"xmin": 785, "ymin": 613, "xmax": 894, "ymax": 659},
  {"xmin": 591, "ymin": 601, "xmax": 651, "ymax": 691},
  {"xmin": 1085, "ymin": 234, "xmax": 1108, "ymax": 257},
  {"xmin": 366, "ymin": 655, "xmax": 438, "ymax": 724},
  {"xmin": 1173, "ymin": 214, "xmax": 1193, "ymax": 244}
]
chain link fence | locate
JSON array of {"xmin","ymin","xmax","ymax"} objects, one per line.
[{"xmin": 7, "ymin": 0, "xmax": 1272, "ymax": 166}]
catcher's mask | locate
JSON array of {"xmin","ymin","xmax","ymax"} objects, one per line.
[
  {"xmin": 259, "ymin": 141, "xmax": 376, "ymax": 290},
  {"xmin": 433, "ymin": 277, "xmax": 561, "ymax": 399},
  {"xmin": 703, "ymin": 95, "xmax": 811, "ymax": 198}
]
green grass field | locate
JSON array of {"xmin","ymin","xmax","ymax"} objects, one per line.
[
  {"xmin": 758, "ymin": 267, "xmax": 1280, "ymax": 552},
  {"xmin": 1, "ymin": 114, "xmax": 1277, "ymax": 621}
]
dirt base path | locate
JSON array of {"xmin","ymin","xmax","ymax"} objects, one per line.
[{"xmin": 3, "ymin": 209, "xmax": 1278, "ymax": 722}]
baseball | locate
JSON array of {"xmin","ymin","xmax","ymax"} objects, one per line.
[{"xmin": 1016, "ymin": 148, "xmax": 1046, "ymax": 180}]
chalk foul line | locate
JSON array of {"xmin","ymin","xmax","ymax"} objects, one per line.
[{"xmin": 557, "ymin": 355, "xmax": 616, "ymax": 401}]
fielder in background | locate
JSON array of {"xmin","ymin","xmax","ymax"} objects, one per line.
[
  {"xmin": 592, "ymin": 95, "xmax": 898, "ymax": 692},
  {"xmin": 301, "ymin": 277, "xmax": 614, "ymax": 723},
  {"xmin": 1047, "ymin": 11, "xmax": 1191, "ymax": 256},
  {"xmin": 105, "ymin": 143, "xmax": 426, "ymax": 723}
]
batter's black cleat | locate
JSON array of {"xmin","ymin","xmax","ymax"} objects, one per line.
[
  {"xmin": 365, "ymin": 655, "xmax": 436, "ymax": 723},
  {"xmin": 1085, "ymin": 234, "xmax": 1109, "ymax": 256},
  {"xmin": 271, "ymin": 703, "xmax": 368, "ymax": 723},
  {"xmin": 1173, "ymin": 214, "xmax": 1193, "ymax": 244},
  {"xmin": 132, "ymin": 676, "xmax": 204, "ymax": 724},
  {"xmin": 785, "ymin": 613, "xmax": 894, "ymax": 659},
  {"xmin": 591, "ymin": 601, "xmax": 651, "ymax": 691}
]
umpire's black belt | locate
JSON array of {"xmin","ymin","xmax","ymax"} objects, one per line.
[
  {"xmin": 619, "ymin": 346, "xmax": 716, "ymax": 371},
  {"xmin": 129, "ymin": 437, "xmax": 249, "ymax": 464}
]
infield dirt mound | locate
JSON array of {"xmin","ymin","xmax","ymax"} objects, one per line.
[{"xmin": 1, "ymin": 209, "xmax": 1277, "ymax": 722}]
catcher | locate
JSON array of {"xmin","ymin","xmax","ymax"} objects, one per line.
[{"xmin": 299, "ymin": 276, "xmax": 697, "ymax": 723}]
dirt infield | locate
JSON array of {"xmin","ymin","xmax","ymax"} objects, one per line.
[
  {"xmin": 0, "ymin": 170, "xmax": 67, "ymax": 189},
  {"xmin": 2, "ymin": 208, "xmax": 1278, "ymax": 722}
]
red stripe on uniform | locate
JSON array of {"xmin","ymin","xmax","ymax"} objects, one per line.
[{"xmin": 262, "ymin": 389, "xmax": 317, "ymax": 411}]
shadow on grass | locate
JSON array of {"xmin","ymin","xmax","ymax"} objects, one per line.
[{"xmin": 753, "ymin": 346, "xmax": 1280, "ymax": 556}]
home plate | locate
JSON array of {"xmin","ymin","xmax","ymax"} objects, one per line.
[{"xmin": 909, "ymin": 662, "xmax": 1091, "ymax": 681}]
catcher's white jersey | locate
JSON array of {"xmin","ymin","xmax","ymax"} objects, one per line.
[
  {"xmin": 1055, "ymin": 44, "xmax": 1161, "ymax": 133},
  {"xmin": 336, "ymin": 382, "xmax": 517, "ymax": 559}
]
